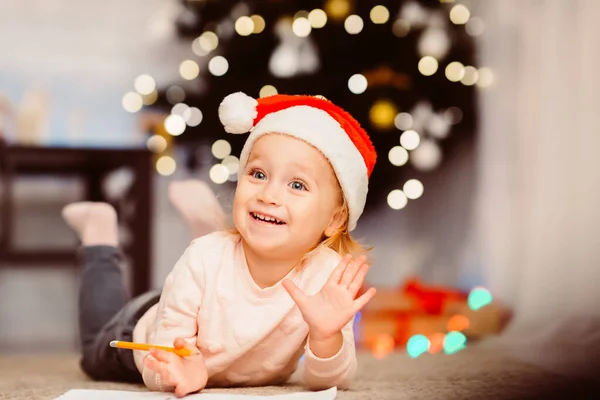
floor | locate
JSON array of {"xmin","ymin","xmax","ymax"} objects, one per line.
[{"xmin": 0, "ymin": 347, "xmax": 596, "ymax": 400}]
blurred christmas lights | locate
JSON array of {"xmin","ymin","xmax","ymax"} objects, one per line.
[
  {"xmin": 406, "ymin": 334, "xmax": 430, "ymax": 358},
  {"xmin": 443, "ymin": 331, "xmax": 467, "ymax": 354},
  {"xmin": 344, "ymin": 15, "xmax": 364, "ymax": 34},
  {"xmin": 468, "ymin": 287, "xmax": 493, "ymax": 311}
]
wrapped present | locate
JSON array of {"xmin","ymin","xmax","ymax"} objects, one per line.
[
  {"xmin": 357, "ymin": 278, "xmax": 511, "ymax": 353},
  {"xmin": 402, "ymin": 278, "xmax": 468, "ymax": 315}
]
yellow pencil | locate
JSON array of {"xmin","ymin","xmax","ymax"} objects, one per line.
[{"xmin": 109, "ymin": 340, "xmax": 193, "ymax": 357}]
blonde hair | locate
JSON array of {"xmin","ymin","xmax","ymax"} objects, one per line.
[{"xmin": 315, "ymin": 195, "xmax": 372, "ymax": 258}]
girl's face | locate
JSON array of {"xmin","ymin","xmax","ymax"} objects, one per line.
[{"xmin": 233, "ymin": 134, "xmax": 345, "ymax": 261}]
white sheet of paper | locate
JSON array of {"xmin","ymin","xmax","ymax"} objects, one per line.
[{"xmin": 54, "ymin": 387, "xmax": 336, "ymax": 400}]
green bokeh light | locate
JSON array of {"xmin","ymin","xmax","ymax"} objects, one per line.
[
  {"xmin": 406, "ymin": 334, "xmax": 430, "ymax": 358},
  {"xmin": 468, "ymin": 287, "xmax": 493, "ymax": 310},
  {"xmin": 443, "ymin": 331, "xmax": 467, "ymax": 354}
]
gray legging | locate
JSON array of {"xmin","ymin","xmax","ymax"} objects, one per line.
[{"xmin": 78, "ymin": 246, "xmax": 160, "ymax": 382}]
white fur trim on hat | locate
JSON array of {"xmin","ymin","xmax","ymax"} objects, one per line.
[
  {"xmin": 238, "ymin": 105, "xmax": 369, "ymax": 231},
  {"xmin": 218, "ymin": 92, "xmax": 258, "ymax": 134}
]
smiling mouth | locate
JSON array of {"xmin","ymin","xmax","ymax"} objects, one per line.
[{"xmin": 250, "ymin": 212, "xmax": 286, "ymax": 225}]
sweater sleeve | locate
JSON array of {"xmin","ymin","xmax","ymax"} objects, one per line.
[
  {"xmin": 302, "ymin": 317, "xmax": 358, "ymax": 390},
  {"xmin": 142, "ymin": 241, "xmax": 205, "ymax": 392}
]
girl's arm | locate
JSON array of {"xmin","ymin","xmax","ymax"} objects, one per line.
[
  {"xmin": 142, "ymin": 240, "xmax": 206, "ymax": 391},
  {"xmin": 302, "ymin": 318, "xmax": 357, "ymax": 390}
]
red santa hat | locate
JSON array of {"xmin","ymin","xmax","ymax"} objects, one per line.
[{"xmin": 218, "ymin": 92, "xmax": 377, "ymax": 231}]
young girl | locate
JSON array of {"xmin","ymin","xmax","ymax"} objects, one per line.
[{"xmin": 63, "ymin": 92, "xmax": 378, "ymax": 397}]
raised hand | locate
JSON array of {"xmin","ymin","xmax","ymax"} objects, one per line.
[
  {"xmin": 144, "ymin": 338, "xmax": 208, "ymax": 397},
  {"xmin": 282, "ymin": 254, "xmax": 377, "ymax": 341}
]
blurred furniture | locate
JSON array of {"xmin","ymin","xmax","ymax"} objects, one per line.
[{"xmin": 0, "ymin": 140, "xmax": 153, "ymax": 296}]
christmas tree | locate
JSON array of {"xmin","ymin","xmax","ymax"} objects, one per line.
[{"xmin": 140, "ymin": 0, "xmax": 483, "ymax": 215}]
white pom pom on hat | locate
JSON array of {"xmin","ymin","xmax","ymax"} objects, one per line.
[{"xmin": 218, "ymin": 92, "xmax": 258, "ymax": 134}]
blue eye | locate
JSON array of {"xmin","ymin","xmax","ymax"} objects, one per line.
[
  {"xmin": 252, "ymin": 170, "xmax": 266, "ymax": 180},
  {"xmin": 290, "ymin": 181, "xmax": 306, "ymax": 191}
]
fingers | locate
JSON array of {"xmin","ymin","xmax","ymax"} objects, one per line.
[
  {"xmin": 144, "ymin": 355, "xmax": 176, "ymax": 386},
  {"xmin": 174, "ymin": 337, "xmax": 203, "ymax": 358},
  {"xmin": 328, "ymin": 254, "xmax": 353, "ymax": 285},
  {"xmin": 173, "ymin": 338, "xmax": 188, "ymax": 349},
  {"xmin": 347, "ymin": 262, "xmax": 370, "ymax": 298},
  {"xmin": 352, "ymin": 287, "xmax": 377, "ymax": 313},
  {"xmin": 282, "ymin": 279, "xmax": 308, "ymax": 307},
  {"xmin": 151, "ymin": 348, "xmax": 179, "ymax": 364},
  {"xmin": 144, "ymin": 355, "xmax": 160, "ymax": 372},
  {"xmin": 340, "ymin": 255, "xmax": 366, "ymax": 288},
  {"xmin": 175, "ymin": 384, "xmax": 191, "ymax": 398}
]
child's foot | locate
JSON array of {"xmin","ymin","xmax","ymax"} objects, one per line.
[
  {"xmin": 62, "ymin": 202, "xmax": 119, "ymax": 246},
  {"xmin": 169, "ymin": 180, "xmax": 226, "ymax": 238}
]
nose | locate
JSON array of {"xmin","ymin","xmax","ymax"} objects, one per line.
[{"xmin": 257, "ymin": 181, "xmax": 281, "ymax": 205}]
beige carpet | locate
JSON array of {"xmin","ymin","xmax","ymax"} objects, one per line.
[{"xmin": 0, "ymin": 347, "xmax": 593, "ymax": 400}]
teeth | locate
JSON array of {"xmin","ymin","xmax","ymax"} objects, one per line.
[{"xmin": 252, "ymin": 212, "xmax": 282, "ymax": 224}]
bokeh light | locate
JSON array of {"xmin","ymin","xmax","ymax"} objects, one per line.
[
  {"xmin": 411, "ymin": 140, "xmax": 442, "ymax": 171},
  {"xmin": 449, "ymin": 4, "xmax": 470, "ymax": 25},
  {"xmin": 259, "ymin": 85, "xmax": 278, "ymax": 98},
  {"xmin": 251, "ymin": 15, "xmax": 266, "ymax": 34},
  {"xmin": 134, "ymin": 74, "xmax": 155, "ymax": 95},
  {"xmin": 445, "ymin": 61, "xmax": 465, "ymax": 82},
  {"xmin": 208, "ymin": 56, "xmax": 229, "ymax": 76},
  {"xmin": 146, "ymin": 135, "xmax": 168, "ymax": 153},
  {"xmin": 171, "ymin": 103, "xmax": 189, "ymax": 117},
  {"xmin": 344, "ymin": 15, "xmax": 364, "ymax": 34},
  {"xmin": 348, "ymin": 74, "xmax": 368, "ymax": 94},
  {"xmin": 166, "ymin": 86, "xmax": 186, "ymax": 104},
  {"xmin": 477, "ymin": 67, "xmax": 495, "ymax": 88},
  {"xmin": 369, "ymin": 100, "xmax": 397, "ymax": 130},
  {"xmin": 142, "ymin": 90, "xmax": 158, "ymax": 106},
  {"xmin": 156, "ymin": 156, "xmax": 176, "ymax": 176},
  {"xmin": 406, "ymin": 334, "xmax": 430, "ymax": 358},
  {"xmin": 325, "ymin": 0, "xmax": 351, "ymax": 22},
  {"xmin": 468, "ymin": 287, "xmax": 493, "ymax": 310},
  {"xmin": 418, "ymin": 56, "xmax": 439, "ymax": 76},
  {"xmin": 370, "ymin": 5, "xmax": 390, "ymax": 24},
  {"xmin": 418, "ymin": 28, "xmax": 450, "ymax": 59},
  {"xmin": 294, "ymin": 10, "xmax": 309, "ymax": 21},
  {"xmin": 222, "ymin": 155, "xmax": 240, "ymax": 175},
  {"xmin": 388, "ymin": 146, "xmax": 409, "ymax": 167},
  {"xmin": 198, "ymin": 31, "xmax": 219, "ymax": 52},
  {"xmin": 192, "ymin": 39, "xmax": 209, "ymax": 56},
  {"xmin": 466, "ymin": 17, "xmax": 485, "ymax": 36},
  {"xmin": 292, "ymin": 17, "xmax": 312, "ymax": 37},
  {"xmin": 392, "ymin": 19, "xmax": 411, "ymax": 37},
  {"xmin": 387, "ymin": 189, "xmax": 408, "ymax": 210},
  {"xmin": 211, "ymin": 139, "xmax": 232, "ymax": 159},
  {"xmin": 235, "ymin": 16, "xmax": 254, "ymax": 36},
  {"xmin": 427, "ymin": 114, "xmax": 451, "ymax": 139},
  {"xmin": 400, "ymin": 130, "xmax": 420, "ymax": 150},
  {"xmin": 164, "ymin": 114, "xmax": 186, "ymax": 136},
  {"xmin": 443, "ymin": 331, "xmax": 467, "ymax": 354},
  {"xmin": 461, "ymin": 66, "xmax": 479, "ymax": 86},
  {"xmin": 447, "ymin": 314, "xmax": 470, "ymax": 332},
  {"xmin": 183, "ymin": 107, "xmax": 203, "ymax": 127},
  {"xmin": 403, "ymin": 179, "xmax": 424, "ymax": 200},
  {"xmin": 122, "ymin": 92, "xmax": 143, "ymax": 113},
  {"xmin": 428, "ymin": 333, "xmax": 445, "ymax": 354},
  {"xmin": 209, "ymin": 164, "xmax": 229, "ymax": 184},
  {"xmin": 394, "ymin": 112, "xmax": 413, "ymax": 130},
  {"xmin": 372, "ymin": 333, "xmax": 395, "ymax": 359},
  {"xmin": 308, "ymin": 9, "xmax": 327, "ymax": 28}
]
